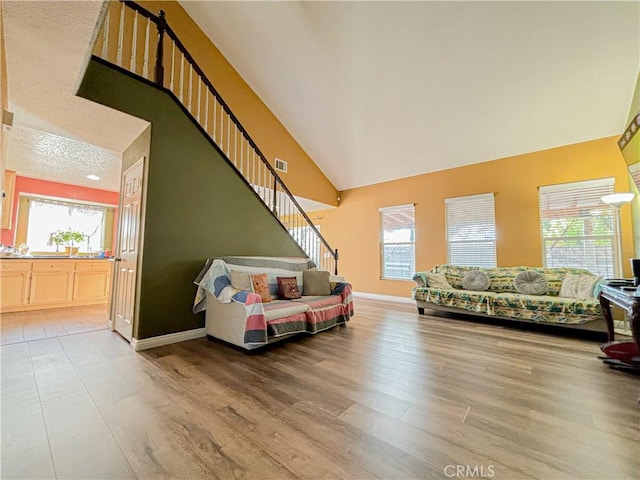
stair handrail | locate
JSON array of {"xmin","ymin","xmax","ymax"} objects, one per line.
[{"xmin": 97, "ymin": 0, "xmax": 338, "ymax": 273}]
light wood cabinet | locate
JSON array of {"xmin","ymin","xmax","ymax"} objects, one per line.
[
  {"xmin": 1, "ymin": 169, "xmax": 16, "ymax": 229},
  {"xmin": 0, "ymin": 260, "xmax": 31, "ymax": 308},
  {"xmin": 29, "ymin": 261, "xmax": 74, "ymax": 305},
  {"xmin": 0, "ymin": 258, "xmax": 112, "ymax": 312},
  {"xmin": 73, "ymin": 261, "xmax": 111, "ymax": 303}
]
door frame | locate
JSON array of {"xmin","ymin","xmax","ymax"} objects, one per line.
[{"xmin": 109, "ymin": 156, "xmax": 147, "ymax": 342}]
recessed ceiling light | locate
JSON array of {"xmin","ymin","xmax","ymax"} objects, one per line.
[{"xmin": 87, "ymin": 174, "xmax": 100, "ymax": 181}]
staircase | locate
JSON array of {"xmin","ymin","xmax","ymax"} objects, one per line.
[{"xmin": 92, "ymin": 0, "xmax": 338, "ymax": 273}]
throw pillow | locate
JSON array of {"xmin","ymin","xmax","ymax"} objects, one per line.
[
  {"xmin": 229, "ymin": 270, "xmax": 253, "ymax": 291},
  {"xmin": 513, "ymin": 270, "xmax": 548, "ymax": 295},
  {"xmin": 251, "ymin": 273, "xmax": 272, "ymax": 303},
  {"xmin": 277, "ymin": 276, "xmax": 302, "ymax": 300},
  {"xmin": 560, "ymin": 274, "xmax": 598, "ymax": 300},
  {"xmin": 461, "ymin": 270, "xmax": 490, "ymax": 291},
  {"xmin": 303, "ymin": 270, "xmax": 331, "ymax": 296},
  {"xmin": 425, "ymin": 272, "xmax": 453, "ymax": 289}
]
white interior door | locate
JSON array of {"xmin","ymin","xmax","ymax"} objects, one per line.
[{"xmin": 112, "ymin": 158, "xmax": 144, "ymax": 341}]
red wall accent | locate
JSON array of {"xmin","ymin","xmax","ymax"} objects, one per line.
[{"xmin": 1, "ymin": 176, "xmax": 119, "ymax": 246}]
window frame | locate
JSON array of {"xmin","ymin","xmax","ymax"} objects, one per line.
[
  {"xmin": 538, "ymin": 177, "xmax": 615, "ymax": 277},
  {"xmin": 445, "ymin": 192, "xmax": 497, "ymax": 267},
  {"xmin": 379, "ymin": 204, "xmax": 416, "ymax": 281},
  {"xmin": 15, "ymin": 193, "xmax": 117, "ymax": 255}
]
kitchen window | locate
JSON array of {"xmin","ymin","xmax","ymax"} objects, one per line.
[{"xmin": 15, "ymin": 195, "xmax": 116, "ymax": 254}]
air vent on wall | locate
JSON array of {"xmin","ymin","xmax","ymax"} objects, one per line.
[{"xmin": 275, "ymin": 158, "xmax": 288, "ymax": 173}]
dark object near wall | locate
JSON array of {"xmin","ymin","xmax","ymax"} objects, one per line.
[{"xmin": 631, "ymin": 258, "xmax": 640, "ymax": 286}]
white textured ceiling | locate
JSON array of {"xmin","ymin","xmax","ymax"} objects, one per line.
[
  {"xmin": 181, "ymin": 0, "xmax": 640, "ymax": 191},
  {"xmin": 3, "ymin": 0, "xmax": 149, "ymax": 192},
  {"xmin": 6, "ymin": 126, "xmax": 121, "ymax": 191}
]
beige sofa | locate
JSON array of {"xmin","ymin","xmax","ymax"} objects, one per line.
[
  {"xmin": 412, "ymin": 264, "xmax": 606, "ymax": 334},
  {"xmin": 194, "ymin": 256, "xmax": 353, "ymax": 350}
]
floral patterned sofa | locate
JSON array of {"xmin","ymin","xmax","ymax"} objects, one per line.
[{"xmin": 412, "ymin": 264, "xmax": 606, "ymax": 334}]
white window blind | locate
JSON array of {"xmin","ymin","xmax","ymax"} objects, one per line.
[
  {"xmin": 538, "ymin": 178, "xmax": 615, "ymax": 277},
  {"xmin": 630, "ymin": 162, "xmax": 640, "ymax": 191},
  {"xmin": 380, "ymin": 204, "xmax": 415, "ymax": 280},
  {"xmin": 445, "ymin": 193, "xmax": 496, "ymax": 267}
]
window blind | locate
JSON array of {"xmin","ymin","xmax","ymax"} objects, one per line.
[
  {"xmin": 538, "ymin": 178, "xmax": 615, "ymax": 277},
  {"xmin": 629, "ymin": 163, "xmax": 640, "ymax": 191},
  {"xmin": 445, "ymin": 193, "xmax": 496, "ymax": 267},
  {"xmin": 380, "ymin": 204, "xmax": 415, "ymax": 280}
]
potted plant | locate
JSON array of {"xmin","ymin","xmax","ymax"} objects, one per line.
[{"xmin": 48, "ymin": 229, "xmax": 86, "ymax": 255}]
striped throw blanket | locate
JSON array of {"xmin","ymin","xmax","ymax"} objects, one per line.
[{"xmin": 194, "ymin": 257, "xmax": 352, "ymax": 346}]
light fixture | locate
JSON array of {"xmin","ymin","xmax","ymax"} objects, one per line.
[
  {"xmin": 86, "ymin": 174, "xmax": 100, "ymax": 181},
  {"xmin": 601, "ymin": 192, "xmax": 635, "ymax": 277}
]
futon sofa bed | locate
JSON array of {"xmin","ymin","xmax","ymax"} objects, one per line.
[
  {"xmin": 194, "ymin": 256, "xmax": 353, "ymax": 350},
  {"xmin": 412, "ymin": 264, "xmax": 606, "ymax": 334}
]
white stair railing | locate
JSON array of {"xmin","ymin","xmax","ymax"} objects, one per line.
[{"xmin": 93, "ymin": 1, "xmax": 338, "ymax": 273}]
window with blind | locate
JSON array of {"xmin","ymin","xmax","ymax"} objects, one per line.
[
  {"xmin": 445, "ymin": 193, "xmax": 496, "ymax": 267},
  {"xmin": 380, "ymin": 204, "xmax": 415, "ymax": 280},
  {"xmin": 538, "ymin": 178, "xmax": 615, "ymax": 277},
  {"xmin": 18, "ymin": 195, "xmax": 116, "ymax": 254}
]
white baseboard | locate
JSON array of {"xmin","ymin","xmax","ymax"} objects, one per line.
[
  {"xmin": 352, "ymin": 291, "xmax": 414, "ymax": 304},
  {"xmin": 130, "ymin": 327, "xmax": 206, "ymax": 351}
]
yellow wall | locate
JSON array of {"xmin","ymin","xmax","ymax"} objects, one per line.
[
  {"xmin": 0, "ymin": 2, "xmax": 8, "ymax": 200},
  {"xmin": 621, "ymin": 69, "xmax": 640, "ymax": 256},
  {"xmin": 315, "ymin": 136, "xmax": 634, "ymax": 297},
  {"xmin": 132, "ymin": 1, "xmax": 338, "ymax": 207},
  {"xmin": 0, "ymin": 3, "xmax": 6, "ymax": 118}
]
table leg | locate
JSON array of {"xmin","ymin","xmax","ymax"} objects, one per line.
[
  {"xmin": 599, "ymin": 293, "xmax": 615, "ymax": 342},
  {"xmin": 630, "ymin": 300, "xmax": 640, "ymax": 350}
]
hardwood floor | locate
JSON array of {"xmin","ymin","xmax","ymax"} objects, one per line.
[
  {"xmin": 1, "ymin": 305, "xmax": 108, "ymax": 345},
  {"xmin": 1, "ymin": 298, "xmax": 638, "ymax": 479}
]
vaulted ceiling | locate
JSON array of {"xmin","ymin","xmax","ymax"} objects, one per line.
[{"xmin": 3, "ymin": 1, "xmax": 639, "ymax": 194}]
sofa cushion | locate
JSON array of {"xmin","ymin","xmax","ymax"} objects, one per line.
[
  {"xmin": 251, "ymin": 273, "xmax": 272, "ymax": 303},
  {"xmin": 513, "ymin": 270, "xmax": 548, "ymax": 295},
  {"xmin": 435, "ymin": 265, "xmax": 523, "ymax": 292},
  {"xmin": 230, "ymin": 270, "xmax": 253, "ymax": 291},
  {"xmin": 492, "ymin": 293, "xmax": 601, "ymax": 323},
  {"xmin": 559, "ymin": 274, "xmax": 599, "ymax": 300},
  {"xmin": 426, "ymin": 289, "xmax": 495, "ymax": 314},
  {"xmin": 263, "ymin": 300, "xmax": 309, "ymax": 321},
  {"xmin": 277, "ymin": 276, "xmax": 302, "ymax": 299},
  {"xmin": 462, "ymin": 270, "xmax": 490, "ymax": 291},
  {"xmin": 221, "ymin": 256, "xmax": 311, "ymax": 296},
  {"xmin": 425, "ymin": 272, "xmax": 453, "ymax": 289},
  {"xmin": 432, "ymin": 264, "xmax": 598, "ymax": 296},
  {"xmin": 303, "ymin": 270, "xmax": 332, "ymax": 296}
]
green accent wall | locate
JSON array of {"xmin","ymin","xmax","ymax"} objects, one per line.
[{"xmin": 78, "ymin": 58, "xmax": 306, "ymax": 340}]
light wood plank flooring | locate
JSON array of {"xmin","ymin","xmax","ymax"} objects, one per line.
[
  {"xmin": 1, "ymin": 305, "xmax": 108, "ymax": 345},
  {"xmin": 1, "ymin": 298, "xmax": 638, "ymax": 479}
]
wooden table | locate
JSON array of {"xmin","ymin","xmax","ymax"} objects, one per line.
[{"xmin": 598, "ymin": 284, "xmax": 640, "ymax": 346}]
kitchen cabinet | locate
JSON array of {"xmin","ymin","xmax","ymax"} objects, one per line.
[
  {"xmin": 73, "ymin": 261, "xmax": 111, "ymax": 303},
  {"xmin": 1, "ymin": 169, "xmax": 16, "ymax": 229},
  {"xmin": 0, "ymin": 260, "xmax": 31, "ymax": 308},
  {"xmin": 29, "ymin": 261, "xmax": 74, "ymax": 305},
  {"xmin": 0, "ymin": 258, "xmax": 112, "ymax": 313}
]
